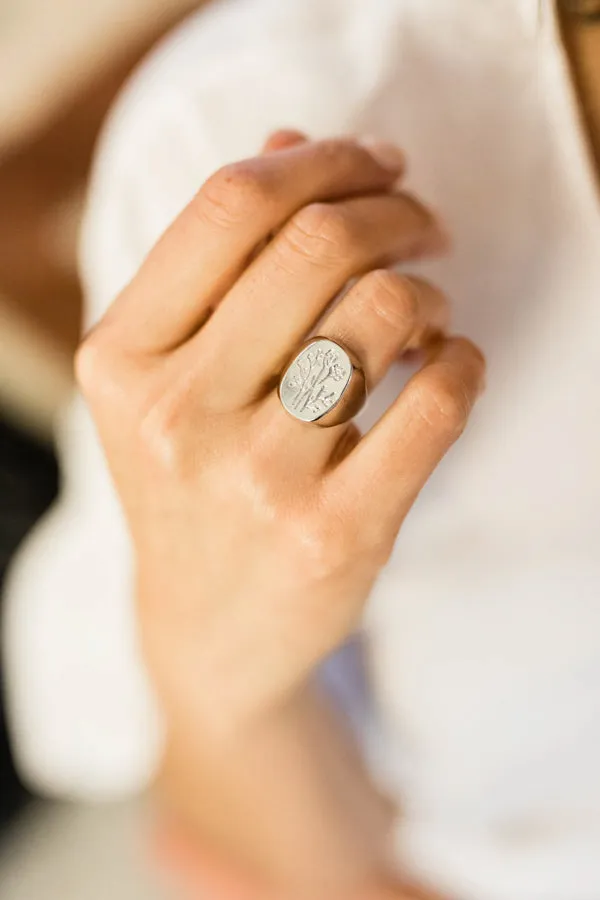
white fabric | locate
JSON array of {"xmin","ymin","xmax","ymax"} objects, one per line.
[{"xmin": 5, "ymin": 1, "xmax": 600, "ymax": 897}]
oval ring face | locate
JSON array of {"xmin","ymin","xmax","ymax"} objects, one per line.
[{"xmin": 279, "ymin": 338, "xmax": 353, "ymax": 423}]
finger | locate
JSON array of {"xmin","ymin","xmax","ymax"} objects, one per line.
[
  {"xmin": 101, "ymin": 138, "xmax": 407, "ymax": 355},
  {"xmin": 254, "ymin": 272, "xmax": 449, "ymax": 473},
  {"xmin": 248, "ymin": 132, "xmax": 309, "ymax": 260},
  {"xmin": 329, "ymin": 337, "xmax": 485, "ymax": 533},
  {"xmin": 319, "ymin": 271, "xmax": 449, "ymax": 387},
  {"xmin": 193, "ymin": 193, "xmax": 447, "ymax": 405},
  {"xmin": 262, "ymin": 129, "xmax": 308, "ymax": 152}
]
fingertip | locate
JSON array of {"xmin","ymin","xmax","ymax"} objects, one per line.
[
  {"xmin": 262, "ymin": 129, "xmax": 309, "ymax": 153},
  {"xmin": 358, "ymin": 137, "xmax": 407, "ymax": 176},
  {"xmin": 432, "ymin": 335, "xmax": 487, "ymax": 395}
]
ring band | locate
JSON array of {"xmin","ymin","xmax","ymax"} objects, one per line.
[{"xmin": 278, "ymin": 337, "xmax": 367, "ymax": 426}]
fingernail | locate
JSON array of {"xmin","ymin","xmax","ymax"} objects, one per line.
[
  {"xmin": 263, "ymin": 128, "xmax": 309, "ymax": 152},
  {"xmin": 411, "ymin": 221, "xmax": 452, "ymax": 259},
  {"xmin": 359, "ymin": 137, "xmax": 406, "ymax": 174}
]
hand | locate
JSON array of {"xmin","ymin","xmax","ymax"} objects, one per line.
[
  {"xmin": 77, "ymin": 131, "xmax": 483, "ymax": 729},
  {"xmin": 77, "ymin": 130, "xmax": 483, "ymax": 894}
]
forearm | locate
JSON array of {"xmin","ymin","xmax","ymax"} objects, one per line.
[{"xmin": 157, "ymin": 681, "xmax": 396, "ymax": 898}]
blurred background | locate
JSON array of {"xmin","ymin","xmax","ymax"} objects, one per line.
[{"xmin": 0, "ymin": 1, "xmax": 204, "ymax": 895}]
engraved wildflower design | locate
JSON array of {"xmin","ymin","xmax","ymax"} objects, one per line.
[{"xmin": 285, "ymin": 343, "xmax": 348, "ymax": 418}]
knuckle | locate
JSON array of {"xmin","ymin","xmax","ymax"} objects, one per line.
[
  {"xmin": 74, "ymin": 329, "xmax": 119, "ymax": 399},
  {"xmin": 138, "ymin": 392, "xmax": 190, "ymax": 476},
  {"xmin": 199, "ymin": 162, "xmax": 270, "ymax": 227},
  {"xmin": 408, "ymin": 368, "xmax": 471, "ymax": 437},
  {"xmin": 365, "ymin": 269, "xmax": 419, "ymax": 330},
  {"xmin": 285, "ymin": 202, "xmax": 359, "ymax": 266}
]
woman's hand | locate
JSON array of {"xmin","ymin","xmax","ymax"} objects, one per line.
[
  {"xmin": 77, "ymin": 132, "xmax": 482, "ymax": 729},
  {"xmin": 77, "ymin": 131, "xmax": 484, "ymax": 896}
]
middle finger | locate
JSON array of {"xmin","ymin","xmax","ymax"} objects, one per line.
[{"xmin": 187, "ymin": 191, "xmax": 447, "ymax": 406}]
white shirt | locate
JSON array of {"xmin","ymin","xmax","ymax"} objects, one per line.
[{"xmin": 5, "ymin": 1, "xmax": 600, "ymax": 898}]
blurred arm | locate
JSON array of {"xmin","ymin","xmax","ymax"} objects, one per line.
[{"xmin": 157, "ymin": 682, "xmax": 403, "ymax": 900}]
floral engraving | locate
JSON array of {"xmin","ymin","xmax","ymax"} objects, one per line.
[{"xmin": 285, "ymin": 344, "xmax": 348, "ymax": 418}]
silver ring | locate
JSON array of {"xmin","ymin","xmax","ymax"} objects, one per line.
[{"xmin": 278, "ymin": 337, "xmax": 367, "ymax": 427}]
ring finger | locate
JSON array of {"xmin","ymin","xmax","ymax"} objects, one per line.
[
  {"xmin": 320, "ymin": 270, "xmax": 449, "ymax": 386},
  {"xmin": 256, "ymin": 270, "xmax": 450, "ymax": 468}
]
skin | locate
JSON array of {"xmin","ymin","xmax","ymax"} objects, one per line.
[{"xmin": 77, "ymin": 130, "xmax": 484, "ymax": 899}]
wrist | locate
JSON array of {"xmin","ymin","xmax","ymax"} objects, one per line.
[{"xmin": 155, "ymin": 683, "xmax": 397, "ymax": 897}]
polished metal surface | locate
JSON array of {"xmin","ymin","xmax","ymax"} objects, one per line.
[{"xmin": 278, "ymin": 337, "xmax": 366, "ymax": 426}]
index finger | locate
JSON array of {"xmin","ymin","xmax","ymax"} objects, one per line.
[{"xmin": 100, "ymin": 137, "xmax": 407, "ymax": 356}]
